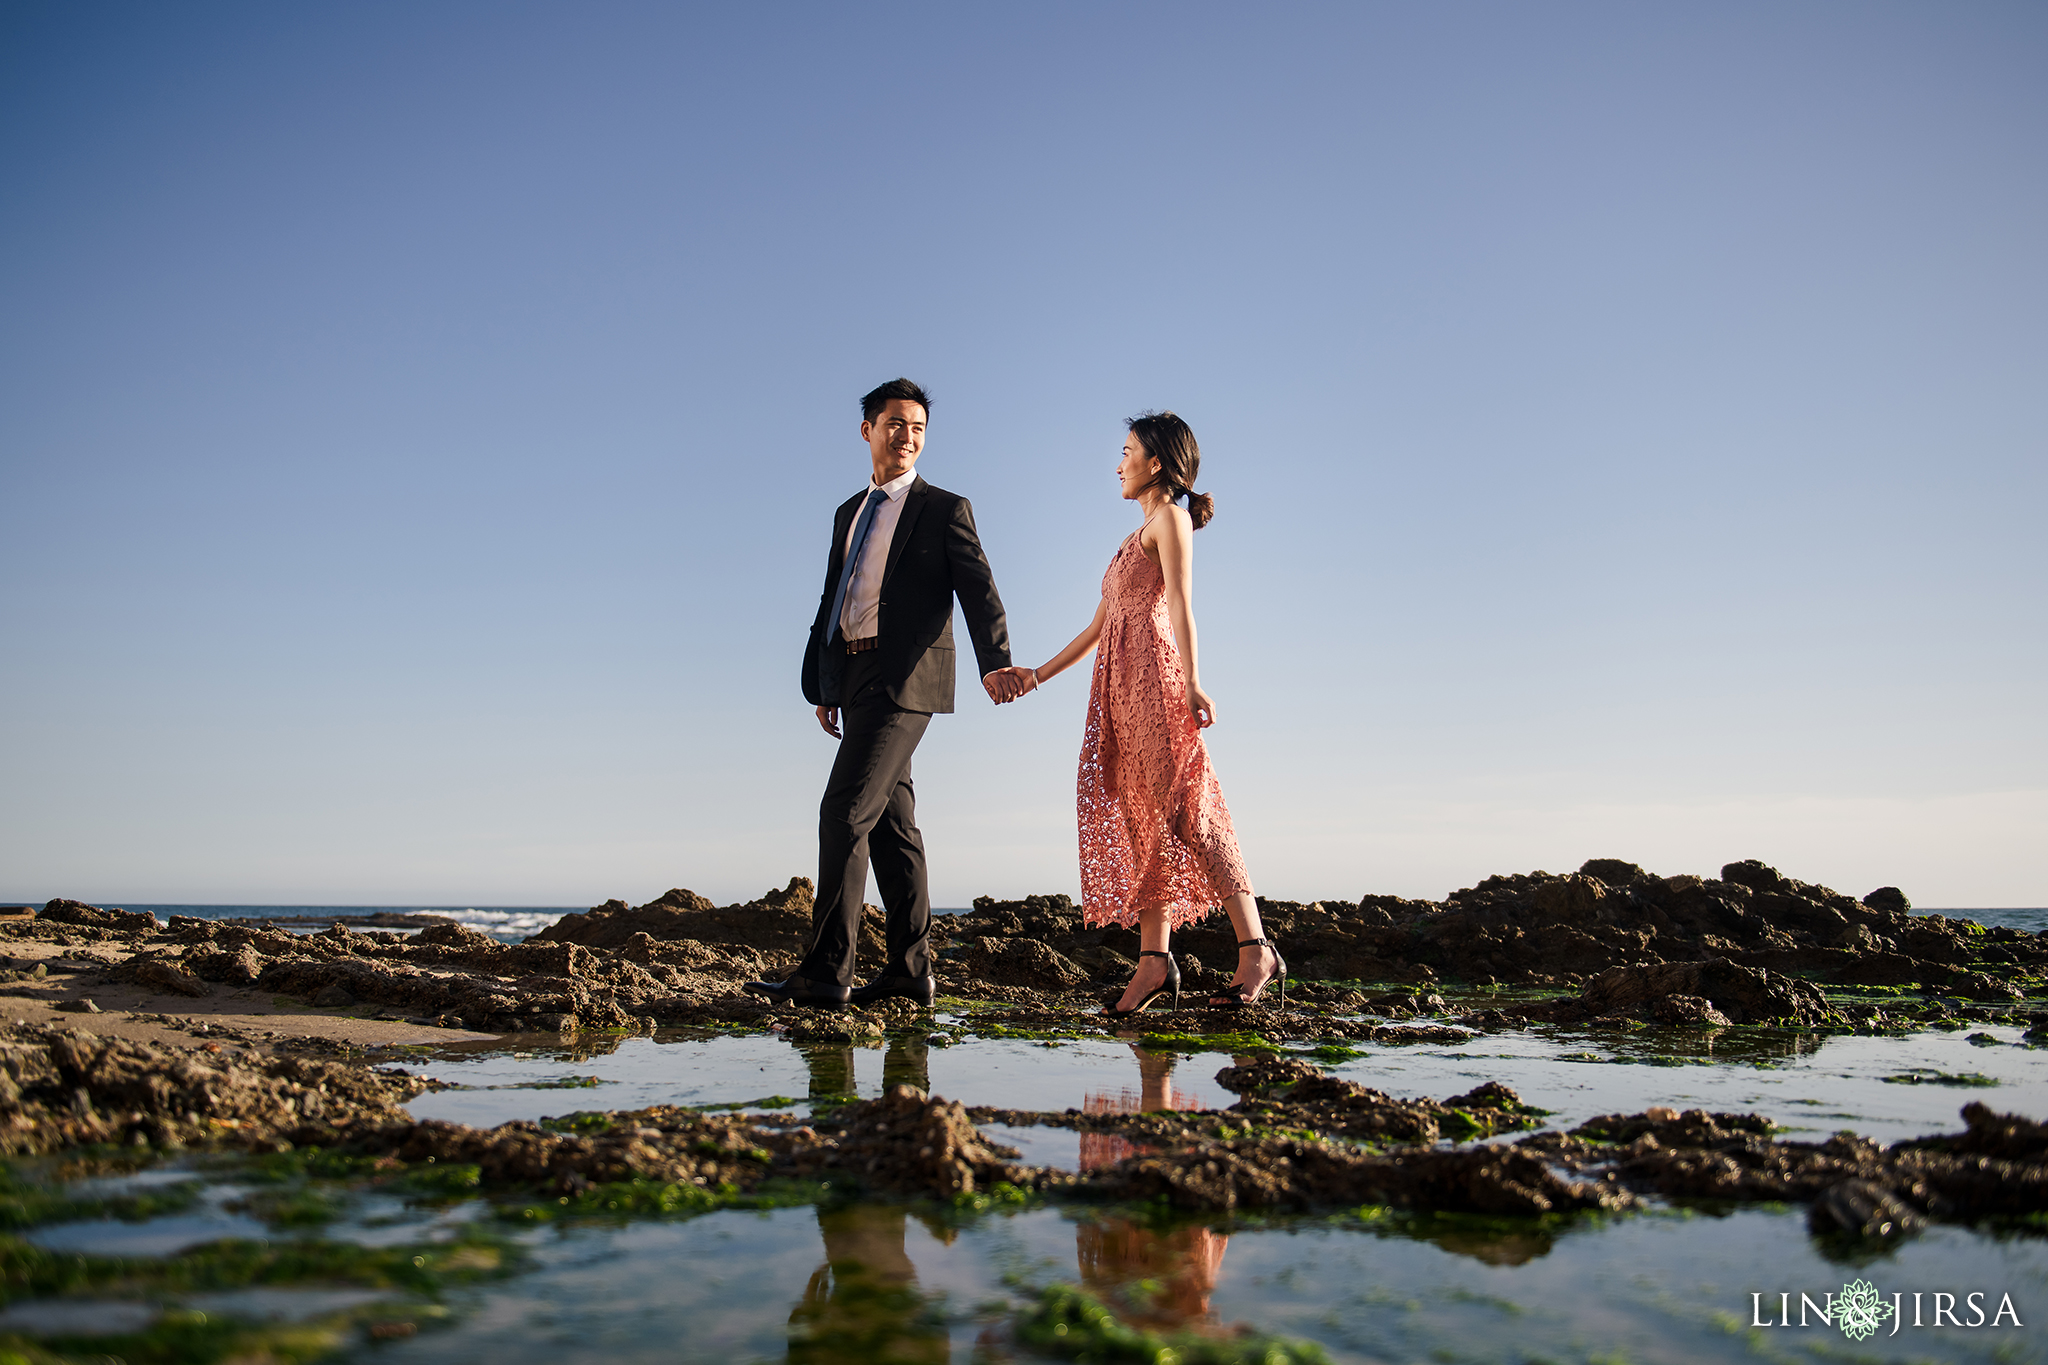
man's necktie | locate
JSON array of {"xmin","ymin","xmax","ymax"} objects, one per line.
[{"xmin": 826, "ymin": 488, "xmax": 891, "ymax": 645}]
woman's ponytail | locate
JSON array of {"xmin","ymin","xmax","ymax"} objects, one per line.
[{"xmin": 1185, "ymin": 489, "xmax": 1215, "ymax": 529}]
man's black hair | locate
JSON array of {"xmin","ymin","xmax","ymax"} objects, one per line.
[{"xmin": 861, "ymin": 378, "xmax": 931, "ymax": 423}]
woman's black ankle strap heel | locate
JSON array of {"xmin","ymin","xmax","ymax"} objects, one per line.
[
  {"xmin": 1107, "ymin": 950, "xmax": 1181, "ymax": 1017},
  {"xmin": 1211, "ymin": 937, "xmax": 1287, "ymax": 1009}
]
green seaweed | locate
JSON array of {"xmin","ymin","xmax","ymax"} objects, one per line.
[
  {"xmin": 966, "ymin": 1021, "xmax": 1098, "ymax": 1043},
  {"xmin": 1881, "ymin": 1070, "xmax": 1999, "ymax": 1087},
  {"xmin": 1013, "ymin": 1280, "xmax": 1330, "ymax": 1364},
  {"xmin": 497, "ymin": 1176, "xmax": 827, "ymax": 1223},
  {"xmin": 0, "ymin": 1226, "xmax": 519, "ymax": 1303},
  {"xmin": 0, "ymin": 1162, "xmax": 203, "ymax": 1233},
  {"xmin": 1134, "ymin": 1030, "xmax": 1283, "ymax": 1056}
]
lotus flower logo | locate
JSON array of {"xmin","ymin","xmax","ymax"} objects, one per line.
[{"xmin": 1834, "ymin": 1279, "xmax": 1895, "ymax": 1341}]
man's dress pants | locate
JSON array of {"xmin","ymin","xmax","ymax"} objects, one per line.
[{"xmin": 798, "ymin": 647, "xmax": 933, "ymax": 987}]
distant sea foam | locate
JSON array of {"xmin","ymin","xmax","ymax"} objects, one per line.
[{"xmin": 108, "ymin": 905, "xmax": 573, "ymax": 944}]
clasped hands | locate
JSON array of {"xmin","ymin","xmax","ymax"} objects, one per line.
[{"xmin": 982, "ymin": 666, "xmax": 1039, "ymax": 705}]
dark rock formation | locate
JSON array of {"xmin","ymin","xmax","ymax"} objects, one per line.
[
  {"xmin": 535, "ymin": 879, "xmax": 824, "ymax": 956},
  {"xmin": 1566, "ymin": 960, "xmax": 1838, "ymax": 1026},
  {"xmin": 39, "ymin": 899, "xmax": 158, "ymax": 934},
  {"xmin": 0, "ymin": 1023, "xmax": 423, "ymax": 1153},
  {"xmin": 11, "ymin": 855, "xmax": 2038, "ymax": 1037}
]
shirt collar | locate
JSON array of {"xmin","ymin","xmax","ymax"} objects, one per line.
[{"xmin": 869, "ymin": 467, "xmax": 917, "ymax": 500}]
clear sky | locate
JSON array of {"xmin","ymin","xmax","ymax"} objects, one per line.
[{"xmin": 2, "ymin": 2, "xmax": 2043, "ymax": 910}]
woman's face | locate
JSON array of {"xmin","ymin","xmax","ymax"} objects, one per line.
[{"xmin": 1117, "ymin": 432, "xmax": 1162, "ymax": 501}]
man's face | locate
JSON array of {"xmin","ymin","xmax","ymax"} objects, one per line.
[{"xmin": 862, "ymin": 399, "xmax": 926, "ymax": 479}]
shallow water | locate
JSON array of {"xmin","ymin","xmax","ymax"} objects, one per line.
[
  {"xmin": 396, "ymin": 1018, "xmax": 2048, "ymax": 1153},
  {"xmin": 11, "ymin": 1014, "xmax": 2048, "ymax": 1360},
  {"xmin": 264, "ymin": 1017, "xmax": 2041, "ymax": 1360},
  {"xmin": 298, "ymin": 1200, "xmax": 2048, "ymax": 1364}
]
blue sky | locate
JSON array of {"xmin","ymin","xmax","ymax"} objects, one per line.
[{"xmin": 2, "ymin": 2, "xmax": 2042, "ymax": 909}]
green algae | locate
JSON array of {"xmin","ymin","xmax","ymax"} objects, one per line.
[
  {"xmin": 0, "ymin": 1226, "xmax": 518, "ymax": 1304},
  {"xmin": 3, "ymin": 1311, "xmax": 389, "ymax": 1365},
  {"xmin": 0, "ymin": 1163, "xmax": 202, "ymax": 1234},
  {"xmin": 1134, "ymin": 1031, "xmax": 1283, "ymax": 1056},
  {"xmin": 1881, "ymin": 1069, "xmax": 1999, "ymax": 1087},
  {"xmin": 1013, "ymin": 1280, "xmax": 1330, "ymax": 1364},
  {"xmin": 966, "ymin": 1021, "xmax": 1099, "ymax": 1043},
  {"xmin": 499, "ymin": 1176, "xmax": 828, "ymax": 1224},
  {"xmin": 0, "ymin": 1229, "xmax": 512, "ymax": 1365}
]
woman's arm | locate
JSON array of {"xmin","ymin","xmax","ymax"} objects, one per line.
[
  {"xmin": 1032, "ymin": 598, "xmax": 1107, "ymax": 686},
  {"xmin": 1152, "ymin": 506, "xmax": 1216, "ymax": 726},
  {"xmin": 991, "ymin": 598, "xmax": 1106, "ymax": 701}
]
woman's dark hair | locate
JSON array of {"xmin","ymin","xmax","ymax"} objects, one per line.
[
  {"xmin": 862, "ymin": 378, "xmax": 931, "ymax": 422},
  {"xmin": 1126, "ymin": 411, "xmax": 1213, "ymax": 529}
]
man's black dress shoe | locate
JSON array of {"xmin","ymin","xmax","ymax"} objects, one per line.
[
  {"xmin": 848, "ymin": 974, "xmax": 936, "ymax": 1008},
  {"xmin": 743, "ymin": 975, "xmax": 851, "ymax": 1008}
]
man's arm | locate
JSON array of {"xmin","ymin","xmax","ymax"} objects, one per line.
[{"xmin": 943, "ymin": 496, "xmax": 1012, "ymax": 682}]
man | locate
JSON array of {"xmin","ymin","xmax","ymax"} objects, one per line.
[{"xmin": 747, "ymin": 379, "xmax": 1022, "ymax": 1009}]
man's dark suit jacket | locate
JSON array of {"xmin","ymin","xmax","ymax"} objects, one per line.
[{"xmin": 802, "ymin": 475, "xmax": 1012, "ymax": 714}]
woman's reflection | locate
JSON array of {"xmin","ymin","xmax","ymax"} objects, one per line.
[{"xmin": 1075, "ymin": 1044, "xmax": 1230, "ymax": 1331}]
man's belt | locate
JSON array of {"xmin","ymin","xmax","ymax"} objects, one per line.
[{"xmin": 844, "ymin": 636, "xmax": 881, "ymax": 654}]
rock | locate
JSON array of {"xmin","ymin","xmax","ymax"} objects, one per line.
[
  {"xmin": 312, "ymin": 983, "xmax": 357, "ymax": 1008},
  {"xmin": 1441, "ymin": 1081, "xmax": 1530, "ymax": 1112},
  {"xmin": 1214, "ymin": 1056, "xmax": 1324, "ymax": 1093},
  {"xmin": 1720, "ymin": 860, "xmax": 1789, "ymax": 893},
  {"xmin": 1579, "ymin": 859, "xmax": 1646, "ymax": 887},
  {"xmin": 956, "ymin": 938, "xmax": 1090, "ymax": 990},
  {"xmin": 38, "ymin": 900, "xmax": 158, "ymax": 933},
  {"xmin": 1084, "ymin": 1133, "xmax": 1631, "ymax": 1216},
  {"xmin": 54, "ymin": 1000, "xmax": 100, "ymax": 1014},
  {"xmin": 186, "ymin": 944, "xmax": 265, "ymax": 985},
  {"xmin": 1810, "ymin": 1178, "xmax": 1927, "ymax": 1240},
  {"xmin": 413, "ymin": 921, "xmax": 502, "ymax": 950},
  {"xmin": 534, "ymin": 879, "xmax": 819, "ymax": 956},
  {"xmin": 1863, "ymin": 886, "xmax": 1912, "ymax": 914},
  {"xmin": 786, "ymin": 1084, "xmax": 1027, "ymax": 1197},
  {"xmin": 121, "ymin": 957, "xmax": 213, "ymax": 998},
  {"xmin": 1577, "ymin": 960, "xmax": 1837, "ymax": 1026},
  {"xmin": 1651, "ymin": 994, "xmax": 1732, "ymax": 1027}
]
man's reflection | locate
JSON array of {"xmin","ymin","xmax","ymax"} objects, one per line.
[
  {"xmin": 881, "ymin": 1033, "xmax": 929, "ymax": 1093},
  {"xmin": 1076, "ymin": 1045, "xmax": 1230, "ymax": 1330},
  {"xmin": 786, "ymin": 1035, "xmax": 946, "ymax": 1363},
  {"xmin": 788, "ymin": 1205, "xmax": 948, "ymax": 1365},
  {"xmin": 794, "ymin": 1034, "xmax": 930, "ymax": 1103},
  {"xmin": 798, "ymin": 1043, "xmax": 856, "ymax": 1102}
]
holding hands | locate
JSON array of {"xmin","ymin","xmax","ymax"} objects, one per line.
[{"xmin": 983, "ymin": 666, "xmax": 1038, "ymax": 705}]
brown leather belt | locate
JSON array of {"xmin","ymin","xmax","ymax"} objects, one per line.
[{"xmin": 844, "ymin": 636, "xmax": 881, "ymax": 654}]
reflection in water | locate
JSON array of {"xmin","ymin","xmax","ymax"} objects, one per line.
[
  {"xmin": 795, "ymin": 1034, "xmax": 931, "ymax": 1103},
  {"xmin": 788, "ymin": 1206, "xmax": 948, "ymax": 1365},
  {"xmin": 1075, "ymin": 1046, "xmax": 1231, "ymax": 1331},
  {"xmin": 785, "ymin": 1038, "xmax": 948, "ymax": 1363},
  {"xmin": 1077, "ymin": 1218, "xmax": 1231, "ymax": 1331},
  {"xmin": 881, "ymin": 1035, "xmax": 929, "ymax": 1094},
  {"xmin": 797, "ymin": 1045, "xmax": 856, "ymax": 1101},
  {"xmin": 1079, "ymin": 1044, "xmax": 1208, "ymax": 1171}
]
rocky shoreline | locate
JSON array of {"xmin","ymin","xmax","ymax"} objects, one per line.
[
  {"xmin": 11, "ymin": 857, "xmax": 2041, "ymax": 1039},
  {"xmin": 1, "ymin": 856, "xmax": 2043, "ymax": 1251}
]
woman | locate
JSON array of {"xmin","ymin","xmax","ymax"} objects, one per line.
[{"xmin": 995, "ymin": 412, "xmax": 1283, "ymax": 1014}]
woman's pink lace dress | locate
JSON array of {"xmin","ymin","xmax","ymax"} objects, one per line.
[{"xmin": 1078, "ymin": 531, "xmax": 1252, "ymax": 930}]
